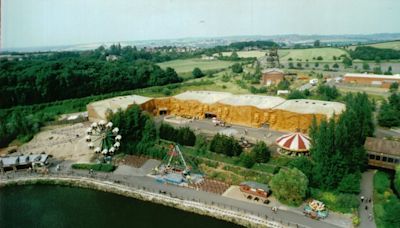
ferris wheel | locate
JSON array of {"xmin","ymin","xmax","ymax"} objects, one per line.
[{"xmin": 85, "ymin": 120, "xmax": 121, "ymax": 157}]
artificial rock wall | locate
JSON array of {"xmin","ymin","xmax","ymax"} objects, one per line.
[{"xmin": 140, "ymin": 98, "xmax": 327, "ymax": 132}]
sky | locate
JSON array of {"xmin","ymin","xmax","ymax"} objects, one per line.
[{"xmin": 2, "ymin": 0, "xmax": 400, "ymax": 48}]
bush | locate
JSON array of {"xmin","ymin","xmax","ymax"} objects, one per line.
[
  {"xmin": 287, "ymin": 90, "xmax": 306, "ymax": 99},
  {"xmin": 395, "ymin": 165, "xmax": 400, "ymax": 195},
  {"xmin": 162, "ymin": 88, "xmax": 172, "ymax": 96},
  {"xmin": 192, "ymin": 67, "xmax": 205, "ymax": 78},
  {"xmin": 316, "ymin": 85, "xmax": 340, "ymax": 101},
  {"xmin": 310, "ymin": 188, "xmax": 359, "ymax": 213},
  {"xmin": 277, "ymin": 79, "xmax": 290, "ymax": 90},
  {"xmin": 374, "ymin": 171, "xmax": 391, "ymax": 194},
  {"xmin": 231, "ymin": 63, "xmax": 243, "ymax": 73},
  {"xmin": 270, "ymin": 168, "xmax": 308, "ymax": 206},
  {"xmin": 159, "ymin": 123, "xmax": 196, "ymax": 146},
  {"xmin": 288, "ymin": 156, "xmax": 313, "ymax": 179},
  {"xmin": 176, "ymin": 127, "xmax": 196, "ymax": 146},
  {"xmin": 71, "ymin": 163, "xmax": 115, "ymax": 172},
  {"xmin": 338, "ymin": 173, "xmax": 361, "ymax": 194},
  {"xmin": 251, "ymin": 141, "xmax": 270, "ymax": 163},
  {"xmin": 195, "ymin": 135, "xmax": 208, "ymax": 154},
  {"xmin": 390, "ymin": 82, "xmax": 399, "ymax": 92},
  {"xmin": 240, "ymin": 153, "xmax": 256, "ymax": 168},
  {"xmin": 209, "ymin": 133, "xmax": 242, "ymax": 157}
]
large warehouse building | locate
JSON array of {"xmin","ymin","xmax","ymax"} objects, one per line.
[
  {"xmin": 344, "ymin": 73, "xmax": 400, "ymax": 88},
  {"xmin": 87, "ymin": 91, "xmax": 345, "ymax": 132}
]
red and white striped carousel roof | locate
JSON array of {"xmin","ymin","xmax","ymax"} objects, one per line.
[{"xmin": 275, "ymin": 132, "xmax": 311, "ymax": 152}]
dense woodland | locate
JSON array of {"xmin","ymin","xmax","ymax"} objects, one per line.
[
  {"xmin": 350, "ymin": 46, "xmax": 400, "ymax": 60},
  {"xmin": 0, "ymin": 55, "xmax": 182, "ymax": 108}
]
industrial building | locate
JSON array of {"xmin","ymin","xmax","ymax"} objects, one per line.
[
  {"xmin": 260, "ymin": 68, "xmax": 285, "ymax": 86},
  {"xmin": 343, "ymin": 73, "xmax": 400, "ymax": 88},
  {"xmin": 87, "ymin": 91, "xmax": 345, "ymax": 133}
]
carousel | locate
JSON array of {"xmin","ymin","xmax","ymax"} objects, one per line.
[
  {"xmin": 303, "ymin": 199, "xmax": 329, "ymax": 220},
  {"xmin": 275, "ymin": 132, "xmax": 311, "ymax": 156}
]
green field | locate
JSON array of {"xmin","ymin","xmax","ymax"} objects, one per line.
[
  {"xmin": 278, "ymin": 48, "xmax": 349, "ymax": 62},
  {"xmin": 366, "ymin": 40, "xmax": 400, "ymax": 50},
  {"xmin": 221, "ymin": 50, "xmax": 267, "ymax": 58},
  {"xmin": 157, "ymin": 58, "xmax": 234, "ymax": 74},
  {"xmin": 220, "ymin": 48, "xmax": 349, "ymax": 62}
]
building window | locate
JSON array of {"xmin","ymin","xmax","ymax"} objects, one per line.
[
  {"xmin": 382, "ymin": 157, "xmax": 387, "ymax": 162},
  {"xmin": 395, "ymin": 159, "xmax": 399, "ymax": 164},
  {"xmin": 388, "ymin": 157, "xmax": 394, "ymax": 163},
  {"xmin": 369, "ymin": 154, "xmax": 375, "ymax": 159},
  {"xmin": 375, "ymin": 156, "xmax": 381, "ymax": 161}
]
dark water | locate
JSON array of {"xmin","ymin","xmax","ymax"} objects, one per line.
[{"xmin": 0, "ymin": 184, "xmax": 242, "ymax": 228}]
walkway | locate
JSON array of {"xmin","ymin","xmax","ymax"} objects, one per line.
[
  {"xmin": 359, "ymin": 170, "xmax": 377, "ymax": 228},
  {"xmin": 1, "ymin": 162, "xmax": 347, "ymax": 228}
]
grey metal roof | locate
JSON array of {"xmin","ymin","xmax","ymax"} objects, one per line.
[
  {"xmin": 240, "ymin": 181, "xmax": 270, "ymax": 192},
  {"xmin": 0, "ymin": 154, "xmax": 49, "ymax": 168},
  {"xmin": 364, "ymin": 137, "xmax": 400, "ymax": 157}
]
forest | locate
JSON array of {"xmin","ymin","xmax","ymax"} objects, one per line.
[
  {"xmin": 350, "ymin": 46, "xmax": 400, "ymax": 60},
  {"xmin": 0, "ymin": 48, "xmax": 183, "ymax": 108}
]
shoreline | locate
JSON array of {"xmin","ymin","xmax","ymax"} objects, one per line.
[{"xmin": 0, "ymin": 175, "xmax": 284, "ymax": 228}]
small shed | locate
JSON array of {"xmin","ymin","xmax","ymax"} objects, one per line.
[{"xmin": 239, "ymin": 181, "xmax": 270, "ymax": 198}]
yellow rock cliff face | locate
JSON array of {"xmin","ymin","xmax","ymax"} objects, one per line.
[{"xmin": 139, "ymin": 98, "xmax": 328, "ymax": 133}]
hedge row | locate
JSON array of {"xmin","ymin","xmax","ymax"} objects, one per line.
[{"xmin": 71, "ymin": 163, "xmax": 116, "ymax": 172}]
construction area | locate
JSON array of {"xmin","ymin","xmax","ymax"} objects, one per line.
[{"xmin": 87, "ymin": 91, "xmax": 345, "ymax": 132}]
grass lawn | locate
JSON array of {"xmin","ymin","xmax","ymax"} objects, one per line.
[
  {"xmin": 220, "ymin": 50, "xmax": 267, "ymax": 58},
  {"xmin": 278, "ymin": 48, "xmax": 349, "ymax": 62},
  {"xmin": 365, "ymin": 41, "xmax": 400, "ymax": 50},
  {"xmin": 157, "ymin": 58, "xmax": 234, "ymax": 74}
]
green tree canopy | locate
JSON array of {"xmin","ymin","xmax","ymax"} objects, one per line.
[
  {"xmin": 231, "ymin": 63, "xmax": 243, "ymax": 73},
  {"xmin": 209, "ymin": 133, "xmax": 242, "ymax": 156},
  {"xmin": 288, "ymin": 157, "xmax": 314, "ymax": 180},
  {"xmin": 192, "ymin": 67, "xmax": 205, "ymax": 78},
  {"xmin": 277, "ymin": 79, "xmax": 290, "ymax": 90},
  {"xmin": 310, "ymin": 93, "xmax": 373, "ymax": 190},
  {"xmin": 251, "ymin": 141, "xmax": 271, "ymax": 163},
  {"xmin": 270, "ymin": 168, "xmax": 309, "ymax": 206}
]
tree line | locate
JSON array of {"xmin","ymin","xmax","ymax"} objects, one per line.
[
  {"xmin": 350, "ymin": 46, "xmax": 400, "ymax": 61},
  {"xmin": 309, "ymin": 93, "xmax": 374, "ymax": 191}
]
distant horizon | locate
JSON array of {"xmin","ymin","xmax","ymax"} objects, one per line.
[
  {"xmin": 2, "ymin": 32, "xmax": 400, "ymax": 52},
  {"xmin": 3, "ymin": 0, "xmax": 400, "ymax": 49}
]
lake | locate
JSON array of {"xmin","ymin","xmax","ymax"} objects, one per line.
[{"xmin": 0, "ymin": 184, "xmax": 242, "ymax": 228}]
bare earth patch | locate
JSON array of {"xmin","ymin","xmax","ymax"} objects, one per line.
[
  {"xmin": 14, "ymin": 122, "xmax": 93, "ymax": 163},
  {"xmin": 115, "ymin": 155, "xmax": 149, "ymax": 168}
]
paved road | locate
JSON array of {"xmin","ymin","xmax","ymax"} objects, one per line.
[
  {"xmin": 375, "ymin": 127, "xmax": 400, "ymax": 139},
  {"xmin": 298, "ymin": 83, "xmax": 313, "ymax": 91},
  {"xmin": 157, "ymin": 117, "xmax": 287, "ymax": 146},
  {"xmin": 2, "ymin": 162, "xmax": 344, "ymax": 228},
  {"xmin": 359, "ymin": 170, "xmax": 377, "ymax": 228}
]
